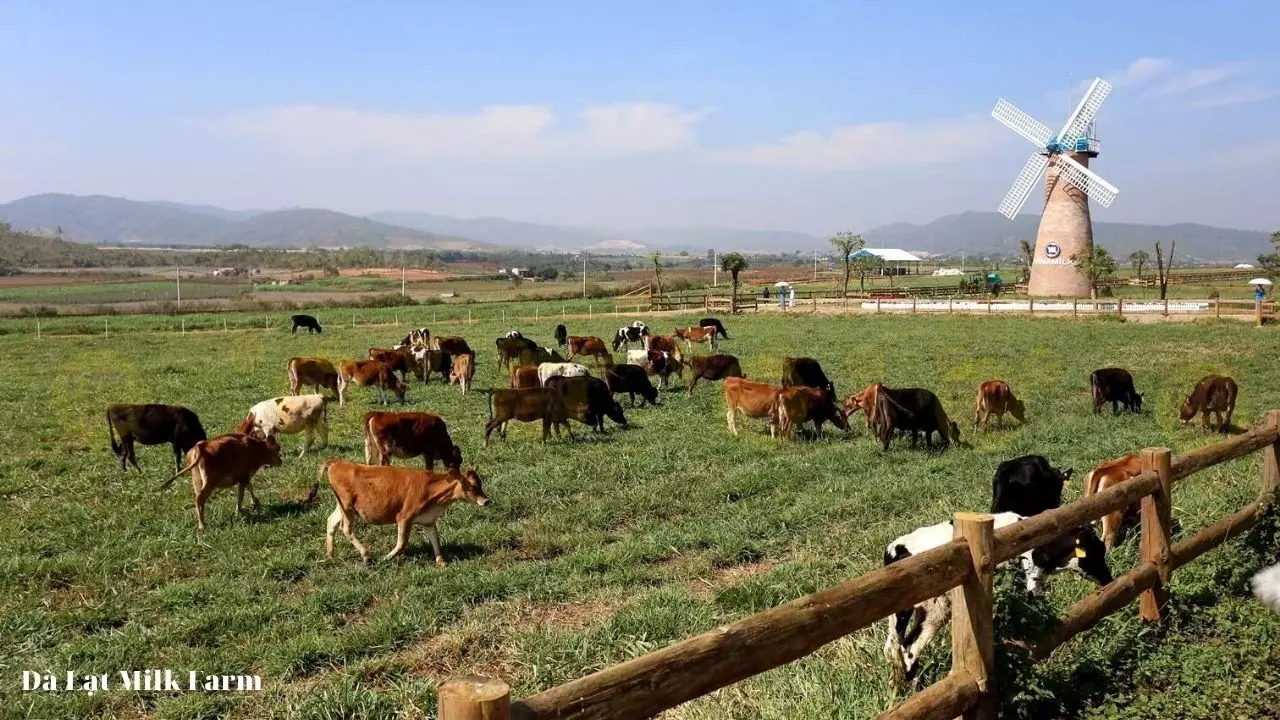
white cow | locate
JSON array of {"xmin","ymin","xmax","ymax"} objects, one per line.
[
  {"xmin": 1254, "ymin": 563, "xmax": 1280, "ymax": 614},
  {"xmin": 238, "ymin": 394, "xmax": 329, "ymax": 457},
  {"xmin": 538, "ymin": 362, "xmax": 590, "ymax": 387},
  {"xmin": 626, "ymin": 349, "xmax": 649, "ymax": 365}
]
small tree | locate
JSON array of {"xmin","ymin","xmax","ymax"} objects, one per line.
[
  {"xmin": 720, "ymin": 252, "xmax": 748, "ymax": 314},
  {"xmin": 1070, "ymin": 246, "xmax": 1117, "ymax": 299},
  {"xmin": 650, "ymin": 251, "xmax": 664, "ymax": 295},
  {"xmin": 851, "ymin": 253, "xmax": 884, "ymax": 293},
  {"xmin": 1154, "ymin": 240, "xmax": 1176, "ymax": 300},
  {"xmin": 1257, "ymin": 232, "xmax": 1280, "ymax": 281},
  {"xmin": 1018, "ymin": 239, "xmax": 1034, "ymax": 279},
  {"xmin": 1128, "ymin": 250, "xmax": 1150, "ymax": 281},
  {"xmin": 829, "ymin": 232, "xmax": 865, "ymax": 299}
]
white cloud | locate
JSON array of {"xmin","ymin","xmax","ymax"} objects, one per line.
[
  {"xmin": 1107, "ymin": 57, "xmax": 1175, "ymax": 88},
  {"xmin": 212, "ymin": 101, "xmax": 710, "ymax": 161},
  {"xmin": 1147, "ymin": 61, "xmax": 1253, "ymax": 96},
  {"xmin": 704, "ymin": 115, "xmax": 1000, "ymax": 172}
]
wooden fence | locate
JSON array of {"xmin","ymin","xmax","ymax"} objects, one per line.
[{"xmin": 437, "ymin": 414, "xmax": 1280, "ymax": 719}]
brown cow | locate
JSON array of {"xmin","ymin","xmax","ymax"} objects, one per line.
[
  {"xmin": 368, "ymin": 347, "xmax": 424, "ymax": 382},
  {"xmin": 337, "ymin": 360, "xmax": 407, "ymax": 406},
  {"xmin": 484, "ymin": 388, "xmax": 573, "ymax": 445},
  {"xmin": 158, "ymin": 433, "xmax": 283, "ymax": 531},
  {"xmin": 774, "ymin": 385, "xmax": 849, "ymax": 439},
  {"xmin": 413, "ymin": 347, "xmax": 455, "ymax": 384},
  {"xmin": 842, "ymin": 384, "xmax": 880, "ymax": 429},
  {"xmin": 107, "ymin": 403, "xmax": 208, "ymax": 472},
  {"xmin": 723, "ymin": 377, "xmax": 782, "ymax": 436},
  {"xmin": 435, "ymin": 336, "xmax": 473, "ymax": 357},
  {"xmin": 644, "ymin": 334, "xmax": 682, "ymax": 361},
  {"xmin": 318, "ymin": 460, "xmax": 492, "ymax": 564},
  {"xmin": 643, "ymin": 350, "xmax": 684, "ymax": 389},
  {"xmin": 973, "ymin": 380, "xmax": 1027, "ymax": 429},
  {"xmin": 496, "ymin": 336, "xmax": 539, "ymax": 368},
  {"xmin": 287, "ymin": 357, "xmax": 340, "ymax": 397},
  {"xmin": 1083, "ymin": 453, "xmax": 1142, "ymax": 549},
  {"xmin": 509, "ymin": 364, "xmax": 541, "ymax": 389},
  {"xmin": 565, "ymin": 336, "xmax": 613, "ymax": 366},
  {"xmin": 450, "ymin": 353, "xmax": 475, "ymax": 394},
  {"xmin": 674, "ymin": 325, "xmax": 719, "ymax": 353},
  {"xmin": 687, "ymin": 354, "xmax": 744, "ymax": 394},
  {"xmin": 1179, "ymin": 375, "xmax": 1238, "ymax": 432},
  {"xmin": 363, "ymin": 411, "xmax": 463, "ymax": 470},
  {"xmin": 514, "ymin": 346, "xmax": 565, "ymax": 369}
]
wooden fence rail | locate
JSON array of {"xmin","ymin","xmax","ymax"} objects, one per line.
[{"xmin": 439, "ymin": 412, "xmax": 1280, "ymax": 720}]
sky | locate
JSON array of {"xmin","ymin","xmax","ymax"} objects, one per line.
[{"xmin": 2, "ymin": 1, "xmax": 1278, "ymax": 235}]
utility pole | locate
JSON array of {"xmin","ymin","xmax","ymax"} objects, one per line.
[
  {"xmin": 582, "ymin": 255, "xmax": 587, "ymax": 299},
  {"xmin": 713, "ymin": 250, "xmax": 718, "ymax": 287},
  {"xmin": 812, "ymin": 249, "xmax": 818, "ymax": 282},
  {"xmin": 176, "ymin": 268, "xmax": 181, "ymax": 307},
  {"xmin": 401, "ymin": 251, "xmax": 406, "ymax": 297}
]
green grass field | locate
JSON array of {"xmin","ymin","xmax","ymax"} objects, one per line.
[
  {"xmin": 0, "ymin": 281, "xmax": 243, "ymax": 305},
  {"xmin": 3, "ymin": 310, "xmax": 1279, "ymax": 719}
]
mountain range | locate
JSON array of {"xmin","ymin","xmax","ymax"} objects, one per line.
[{"xmin": 0, "ymin": 193, "xmax": 1272, "ymax": 261}]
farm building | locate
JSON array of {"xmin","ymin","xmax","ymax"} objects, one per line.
[{"xmin": 851, "ymin": 248, "xmax": 924, "ymax": 276}]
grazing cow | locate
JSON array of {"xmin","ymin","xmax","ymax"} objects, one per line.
[
  {"xmin": 626, "ymin": 349, "xmax": 649, "ymax": 366},
  {"xmin": 1083, "ymin": 453, "xmax": 1143, "ymax": 549},
  {"xmin": 723, "ymin": 377, "xmax": 782, "ymax": 437},
  {"xmin": 773, "ymin": 386, "xmax": 849, "ymax": 439},
  {"xmin": 450, "ymin": 353, "xmax": 475, "ymax": 394},
  {"xmin": 412, "ymin": 347, "xmax": 455, "ymax": 384},
  {"xmin": 554, "ymin": 324, "xmax": 568, "ymax": 347},
  {"xmin": 973, "ymin": 380, "xmax": 1027, "ymax": 429},
  {"xmin": 867, "ymin": 385, "xmax": 961, "ymax": 451},
  {"xmin": 337, "ymin": 360, "xmax": 407, "ymax": 406},
  {"xmin": 699, "ymin": 317, "xmax": 729, "ymax": 340},
  {"xmin": 362, "ymin": 411, "xmax": 463, "ymax": 470},
  {"xmin": 237, "ymin": 394, "xmax": 329, "ymax": 457},
  {"xmin": 484, "ymin": 388, "xmax": 573, "ymax": 445},
  {"xmin": 1090, "ymin": 367, "xmax": 1143, "ymax": 415},
  {"xmin": 1253, "ymin": 563, "xmax": 1280, "ymax": 614},
  {"xmin": 545, "ymin": 375, "xmax": 628, "ymax": 432},
  {"xmin": 496, "ymin": 335, "xmax": 539, "ymax": 368},
  {"xmin": 318, "ymin": 460, "xmax": 492, "ymax": 564},
  {"xmin": 509, "ymin": 364, "xmax": 541, "ymax": 389},
  {"xmin": 107, "ymin": 404, "xmax": 207, "ymax": 472},
  {"xmin": 643, "ymin": 333, "xmax": 682, "ymax": 361},
  {"xmin": 369, "ymin": 347, "xmax": 424, "ymax": 383},
  {"xmin": 644, "ymin": 350, "xmax": 684, "ymax": 389},
  {"xmin": 290, "ymin": 314, "xmax": 322, "ymax": 334},
  {"xmin": 883, "ymin": 512, "xmax": 1111, "ymax": 683},
  {"xmin": 611, "ymin": 322, "xmax": 651, "ymax": 350},
  {"xmin": 515, "ymin": 346, "xmax": 564, "ymax": 368},
  {"xmin": 1179, "ymin": 375, "xmax": 1238, "ymax": 432},
  {"xmin": 781, "ymin": 357, "xmax": 836, "ymax": 404},
  {"xmin": 991, "ymin": 455, "xmax": 1073, "ymax": 518},
  {"xmin": 394, "ymin": 327, "xmax": 431, "ymax": 350},
  {"xmin": 158, "ymin": 433, "xmax": 283, "ymax": 532},
  {"xmin": 435, "ymin": 336, "xmax": 473, "ymax": 357},
  {"xmin": 686, "ymin": 354, "xmax": 744, "ymax": 394},
  {"xmin": 842, "ymin": 385, "xmax": 881, "ymax": 429},
  {"xmin": 538, "ymin": 361, "xmax": 590, "ymax": 387},
  {"xmin": 604, "ymin": 364, "xmax": 659, "ymax": 407},
  {"xmin": 673, "ymin": 326, "xmax": 719, "ymax": 353},
  {"xmin": 565, "ymin": 336, "xmax": 613, "ymax": 365},
  {"xmin": 287, "ymin": 357, "xmax": 339, "ymax": 397}
]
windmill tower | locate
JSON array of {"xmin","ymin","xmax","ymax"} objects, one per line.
[{"xmin": 992, "ymin": 78, "xmax": 1119, "ymax": 297}]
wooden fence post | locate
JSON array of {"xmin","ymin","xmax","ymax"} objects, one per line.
[
  {"xmin": 987, "ymin": 299, "xmax": 992, "ymax": 314},
  {"xmin": 1139, "ymin": 447, "xmax": 1173, "ymax": 622},
  {"xmin": 949, "ymin": 298, "xmax": 954, "ymax": 314},
  {"xmin": 951, "ymin": 512, "xmax": 996, "ymax": 720},
  {"xmin": 1215, "ymin": 299, "xmax": 1220, "ymax": 319},
  {"xmin": 912, "ymin": 297, "xmax": 917, "ymax": 315},
  {"xmin": 875, "ymin": 298, "xmax": 881, "ymax": 314},
  {"xmin": 36, "ymin": 320, "xmax": 40, "ymax": 340},
  {"xmin": 1256, "ymin": 300, "xmax": 1264, "ymax": 328},
  {"xmin": 1029, "ymin": 299, "xmax": 1034, "ymax": 317},
  {"xmin": 1073, "ymin": 298, "xmax": 1078, "ymax": 317},
  {"xmin": 1118, "ymin": 298, "xmax": 1124, "ymax": 318},
  {"xmin": 438, "ymin": 676, "xmax": 510, "ymax": 720},
  {"xmin": 1262, "ymin": 410, "xmax": 1280, "ymax": 506}
]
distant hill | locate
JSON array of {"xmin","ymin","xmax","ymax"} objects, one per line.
[
  {"xmin": 368, "ymin": 211, "xmax": 601, "ymax": 252},
  {"xmin": 0, "ymin": 194, "xmax": 488, "ymax": 250}
]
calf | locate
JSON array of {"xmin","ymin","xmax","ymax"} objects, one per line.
[
  {"xmin": 538, "ymin": 361, "xmax": 590, "ymax": 387},
  {"xmin": 107, "ymin": 403, "xmax": 207, "ymax": 472},
  {"xmin": 290, "ymin": 314, "xmax": 322, "ymax": 334},
  {"xmin": 394, "ymin": 327, "xmax": 431, "ymax": 350},
  {"xmin": 554, "ymin": 323, "xmax": 568, "ymax": 347},
  {"xmin": 781, "ymin": 357, "xmax": 836, "ymax": 404},
  {"xmin": 237, "ymin": 394, "xmax": 329, "ymax": 457},
  {"xmin": 369, "ymin": 347, "xmax": 424, "ymax": 383},
  {"xmin": 363, "ymin": 411, "xmax": 463, "ymax": 470},
  {"xmin": 318, "ymin": 460, "xmax": 492, "ymax": 564},
  {"xmin": 611, "ymin": 322, "xmax": 650, "ymax": 351},
  {"xmin": 565, "ymin": 336, "xmax": 613, "ymax": 365},
  {"xmin": 496, "ymin": 335, "xmax": 539, "ymax": 368},
  {"xmin": 545, "ymin": 375, "xmax": 628, "ymax": 432},
  {"xmin": 435, "ymin": 335, "xmax": 473, "ymax": 357},
  {"xmin": 673, "ymin": 325, "xmax": 719, "ymax": 353},
  {"xmin": 644, "ymin": 350, "xmax": 683, "ymax": 389},
  {"xmin": 337, "ymin": 359, "xmax": 407, "ymax": 406},
  {"xmin": 412, "ymin": 347, "xmax": 455, "ymax": 384},
  {"xmin": 287, "ymin": 357, "xmax": 339, "ymax": 397},
  {"xmin": 723, "ymin": 377, "xmax": 782, "ymax": 437},
  {"xmin": 509, "ymin": 364, "xmax": 541, "ymax": 390},
  {"xmin": 686, "ymin": 354, "xmax": 744, "ymax": 394},
  {"xmin": 1083, "ymin": 453, "xmax": 1143, "ymax": 549},
  {"xmin": 699, "ymin": 317, "xmax": 729, "ymax": 340},
  {"xmin": 973, "ymin": 380, "xmax": 1027, "ymax": 429},
  {"xmin": 450, "ymin": 353, "xmax": 475, "ymax": 394},
  {"xmin": 158, "ymin": 433, "xmax": 283, "ymax": 532},
  {"xmin": 991, "ymin": 455, "xmax": 1073, "ymax": 518},
  {"xmin": 868, "ymin": 385, "xmax": 961, "ymax": 450},
  {"xmin": 883, "ymin": 512, "xmax": 1111, "ymax": 683},
  {"xmin": 1090, "ymin": 367, "xmax": 1143, "ymax": 415},
  {"xmin": 484, "ymin": 388, "xmax": 573, "ymax": 445},
  {"xmin": 774, "ymin": 385, "xmax": 849, "ymax": 439},
  {"xmin": 1179, "ymin": 374, "xmax": 1238, "ymax": 432},
  {"xmin": 604, "ymin": 364, "xmax": 659, "ymax": 407}
]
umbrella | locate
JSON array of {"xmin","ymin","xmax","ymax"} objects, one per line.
[
  {"xmin": 1248, "ymin": 278, "xmax": 1273, "ymax": 286},
  {"xmin": 773, "ymin": 281, "xmax": 791, "ymax": 287}
]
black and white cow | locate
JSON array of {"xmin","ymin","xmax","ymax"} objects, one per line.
[
  {"xmin": 505, "ymin": 330, "xmax": 524, "ymax": 339},
  {"xmin": 991, "ymin": 455, "xmax": 1074, "ymax": 518},
  {"xmin": 395, "ymin": 327, "xmax": 431, "ymax": 350},
  {"xmin": 882, "ymin": 512, "xmax": 1111, "ymax": 683},
  {"xmin": 611, "ymin": 321, "xmax": 650, "ymax": 351}
]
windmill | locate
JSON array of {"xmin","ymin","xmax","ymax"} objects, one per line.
[{"xmin": 992, "ymin": 77, "xmax": 1119, "ymax": 297}]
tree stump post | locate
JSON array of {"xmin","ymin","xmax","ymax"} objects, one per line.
[
  {"xmin": 438, "ymin": 676, "xmax": 511, "ymax": 720},
  {"xmin": 1262, "ymin": 410, "xmax": 1280, "ymax": 507},
  {"xmin": 951, "ymin": 512, "xmax": 996, "ymax": 720},
  {"xmin": 1139, "ymin": 447, "xmax": 1173, "ymax": 621}
]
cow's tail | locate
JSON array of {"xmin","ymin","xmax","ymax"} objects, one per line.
[
  {"xmin": 486, "ymin": 389, "xmax": 495, "ymax": 422},
  {"xmin": 306, "ymin": 459, "xmax": 334, "ymax": 506},
  {"xmin": 1082, "ymin": 468, "xmax": 1099, "ymax": 497},
  {"xmin": 106, "ymin": 410, "xmax": 121, "ymax": 457},
  {"xmin": 287, "ymin": 358, "xmax": 298, "ymax": 392},
  {"xmin": 159, "ymin": 442, "xmax": 204, "ymax": 490}
]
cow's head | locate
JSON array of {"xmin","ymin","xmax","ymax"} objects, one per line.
[
  {"xmin": 457, "ymin": 468, "xmax": 493, "ymax": 507},
  {"xmin": 258, "ymin": 435, "xmax": 284, "ymax": 469},
  {"xmin": 1058, "ymin": 467, "xmax": 1075, "ymax": 485},
  {"xmin": 1178, "ymin": 398, "xmax": 1197, "ymax": 422},
  {"xmin": 445, "ymin": 444, "xmax": 464, "ymax": 470},
  {"xmin": 1131, "ymin": 392, "xmax": 1145, "ymax": 413},
  {"xmin": 1066, "ymin": 527, "xmax": 1112, "ymax": 587},
  {"xmin": 392, "ymin": 378, "xmax": 407, "ymax": 403}
]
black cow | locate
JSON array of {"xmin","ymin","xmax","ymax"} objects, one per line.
[
  {"xmin": 870, "ymin": 386, "xmax": 960, "ymax": 451},
  {"xmin": 1090, "ymin": 367, "xmax": 1143, "ymax": 415},
  {"xmin": 554, "ymin": 324, "xmax": 568, "ymax": 347},
  {"xmin": 106, "ymin": 403, "xmax": 208, "ymax": 471},
  {"xmin": 545, "ymin": 375, "xmax": 628, "ymax": 432},
  {"xmin": 291, "ymin": 314, "xmax": 322, "ymax": 334},
  {"xmin": 781, "ymin": 357, "xmax": 836, "ymax": 404},
  {"xmin": 699, "ymin": 317, "xmax": 729, "ymax": 340},
  {"xmin": 604, "ymin": 364, "xmax": 659, "ymax": 407},
  {"xmin": 991, "ymin": 455, "xmax": 1074, "ymax": 517}
]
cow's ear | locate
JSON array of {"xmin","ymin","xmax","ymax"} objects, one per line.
[{"xmin": 1061, "ymin": 468, "xmax": 1074, "ymax": 481}]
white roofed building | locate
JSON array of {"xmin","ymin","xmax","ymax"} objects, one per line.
[{"xmin": 850, "ymin": 248, "xmax": 924, "ymax": 276}]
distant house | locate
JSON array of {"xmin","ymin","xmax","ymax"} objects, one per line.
[{"xmin": 851, "ymin": 248, "xmax": 924, "ymax": 276}]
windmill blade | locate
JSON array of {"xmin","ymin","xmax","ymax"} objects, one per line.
[
  {"xmin": 992, "ymin": 100, "xmax": 1053, "ymax": 148},
  {"xmin": 1055, "ymin": 154, "xmax": 1119, "ymax": 207},
  {"xmin": 998, "ymin": 153, "xmax": 1050, "ymax": 220},
  {"xmin": 1056, "ymin": 78, "xmax": 1111, "ymax": 148}
]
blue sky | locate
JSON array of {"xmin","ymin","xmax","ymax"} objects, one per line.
[{"xmin": 2, "ymin": 1, "xmax": 1277, "ymax": 234}]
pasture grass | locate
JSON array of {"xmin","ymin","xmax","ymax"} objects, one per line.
[{"xmin": 1, "ymin": 311, "xmax": 1278, "ymax": 718}]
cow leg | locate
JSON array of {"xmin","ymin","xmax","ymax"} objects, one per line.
[
  {"xmin": 687, "ymin": 376, "xmax": 699, "ymax": 395},
  {"xmin": 385, "ymin": 519, "xmax": 411, "ymax": 561},
  {"xmin": 338, "ymin": 509, "xmax": 370, "ymax": 563},
  {"xmin": 1112, "ymin": 400, "xmax": 1120, "ymax": 416},
  {"xmin": 317, "ymin": 420, "xmax": 329, "ymax": 450},
  {"xmin": 194, "ymin": 487, "xmax": 212, "ymax": 533},
  {"xmin": 483, "ymin": 420, "xmax": 500, "ymax": 446},
  {"xmin": 726, "ymin": 407, "xmax": 738, "ymax": 436},
  {"xmin": 300, "ymin": 426, "xmax": 313, "ymax": 458},
  {"xmin": 1202, "ymin": 410, "xmax": 1211, "ymax": 429},
  {"xmin": 424, "ymin": 523, "xmax": 446, "ymax": 566},
  {"xmin": 337, "ymin": 379, "xmax": 347, "ymax": 407},
  {"xmin": 325, "ymin": 506, "xmax": 342, "ymax": 558},
  {"xmin": 235, "ymin": 484, "xmax": 247, "ymax": 517},
  {"xmin": 125, "ymin": 437, "xmax": 141, "ymax": 472},
  {"xmin": 244, "ymin": 481, "xmax": 261, "ymax": 512}
]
